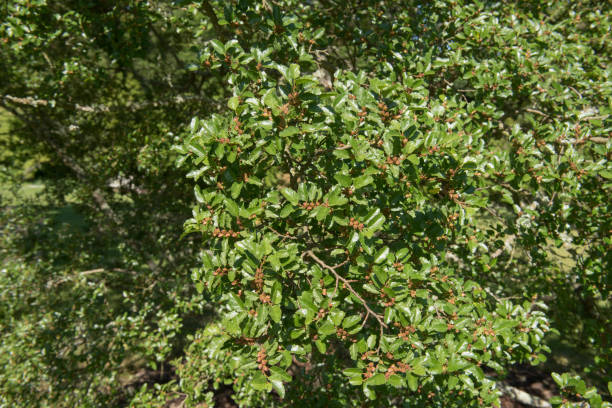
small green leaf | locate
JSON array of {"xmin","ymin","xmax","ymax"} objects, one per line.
[
  {"xmin": 318, "ymin": 320, "xmax": 336, "ymax": 335},
  {"xmin": 366, "ymin": 373, "xmax": 386, "ymax": 386},
  {"xmin": 270, "ymin": 378, "xmax": 285, "ymax": 398},
  {"xmin": 406, "ymin": 373, "xmax": 418, "ymax": 391},
  {"xmin": 343, "ymin": 368, "xmax": 362, "ymax": 377},
  {"xmin": 342, "ymin": 315, "xmax": 362, "ymax": 329},
  {"xmin": 226, "ymin": 199, "xmax": 240, "ymax": 217},
  {"xmin": 280, "ymin": 127, "xmax": 300, "ymax": 137},
  {"xmin": 210, "ymin": 39, "xmax": 225, "ymax": 54},
  {"xmin": 373, "ymin": 246, "xmax": 389, "ymax": 264},
  {"xmin": 551, "ymin": 372, "xmax": 564, "ymax": 387},
  {"xmin": 228, "ymin": 95, "xmax": 240, "ymax": 110},
  {"xmin": 280, "ymin": 188, "xmax": 298, "ymax": 205},
  {"xmin": 354, "ymin": 175, "xmax": 373, "ymax": 189},
  {"xmin": 270, "ymin": 305, "xmax": 282, "ymax": 323},
  {"xmin": 252, "ymin": 372, "xmax": 269, "ymax": 390},
  {"xmin": 286, "ymin": 63, "xmax": 300, "ymax": 82}
]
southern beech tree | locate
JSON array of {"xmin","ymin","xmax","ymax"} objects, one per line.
[{"xmin": 1, "ymin": 0, "xmax": 611, "ymax": 407}]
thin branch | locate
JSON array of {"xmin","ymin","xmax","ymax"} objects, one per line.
[
  {"xmin": 265, "ymin": 225, "xmax": 298, "ymax": 240},
  {"xmin": 48, "ymin": 268, "xmax": 135, "ymax": 287},
  {"xmin": 588, "ymin": 136, "xmax": 609, "ymax": 144},
  {"xmin": 200, "ymin": 0, "xmax": 228, "ymax": 40},
  {"xmin": 304, "ymin": 250, "xmax": 387, "ymax": 331},
  {"xmin": 524, "ymin": 108, "xmax": 549, "ymax": 118},
  {"xmin": 3, "ymin": 94, "xmax": 222, "ymax": 113}
]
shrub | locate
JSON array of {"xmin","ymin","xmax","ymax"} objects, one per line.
[{"xmin": 177, "ymin": 0, "xmax": 611, "ymax": 406}]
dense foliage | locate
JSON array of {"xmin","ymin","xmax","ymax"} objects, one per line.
[{"xmin": 1, "ymin": 0, "xmax": 611, "ymax": 407}]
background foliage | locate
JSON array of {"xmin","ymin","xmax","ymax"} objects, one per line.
[{"xmin": 1, "ymin": 0, "xmax": 610, "ymax": 407}]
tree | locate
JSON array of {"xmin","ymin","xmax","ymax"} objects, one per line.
[{"xmin": 1, "ymin": 1, "xmax": 214, "ymax": 406}]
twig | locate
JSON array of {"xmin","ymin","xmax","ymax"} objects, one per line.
[
  {"xmin": 48, "ymin": 268, "xmax": 134, "ymax": 287},
  {"xmin": 525, "ymin": 108, "xmax": 549, "ymax": 118},
  {"xmin": 304, "ymin": 250, "xmax": 387, "ymax": 332},
  {"xmin": 200, "ymin": 0, "xmax": 228, "ymax": 40},
  {"xmin": 568, "ymin": 86, "xmax": 582, "ymax": 99},
  {"xmin": 265, "ymin": 225, "xmax": 298, "ymax": 240}
]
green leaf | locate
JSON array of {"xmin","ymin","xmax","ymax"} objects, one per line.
[
  {"xmin": 406, "ymin": 373, "xmax": 418, "ymax": 391},
  {"xmin": 210, "ymin": 39, "xmax": 225, "ymax": 54},
  {"xmin": 225, "ymin": 199, "xmax": 239, "ymax": 217},
  {"xmin": 334, "ymin": 173, "xmax": 352, "ymax": 187},
  {"xmin": 280, "ymin": 204, "xmax": 294, "ymax": 218},
  {"xmin": 373, "ymin": 246, "xmax": 389, "ymax": 264},
  {"xmin": 363, "ymin": 385, "xmax": 376, "ymax": 400},
  {"xmin": 412, "ymin": 364, "xmax": 426, "ymax": 376},
  {"xmin": 252, "ymin": 372, "xmax": 269, "ymax": 390},
  {"xmin": 263, "ymin": 89, "xmax": 280, "ymax": 109},
  {"xmin": 270, "ymin": 305, "xmax": 282, "ymax": 323},
  {"xmin": 270, "ymin": 378, "xmax": 285, "ymax": 398},
  {"xmin": 330, "ymin": 309, "xmax": 345, "ymax": 326},
  {"xmin": 328, "ymin": 194, "xmax": 348, "ymax": 206},
  {"xmin": 550, "ymin": 396, "xmax": 563, "ymax": 405},
  {"xmin": 551, "ymin": 372, "xmax": 564, "ymax": 387},
  {"xmin": 599, "ymin": 170, "xmax": 612, "ymax": 179},
  {"xmin": 366, "ymin": 213, "xmax": 385, "ymax": 233},
  {"xmin": 354, "ymin": 175, "xmax": 373, "ymax": 189},
  {"xmin": 342, "ymin": 315, "xmax": 362, "ymax": 329},
  {"xmin": 318, "ymin": 320, "xmax": 336, "ymax": 335},
  {"xmin": 286, "ymin": 63, "xmax": 300, "ymax": 82},
  {"xmin": 280, "ymin": 188, "xmax": 298, "ymax": 205},
  {"xmin": 343, "ymin": 368, "xmax": 362, "ymax": 377},
  {"xmin": 230, "ymin": 181, "xmax": 243, "ymax": 199},
  {"xmin": 280, "ymin": 127, "xmax": 300, "ymax": 137},
  {"xmin": 366, "ymin": 373, "xmax": 386, "ymax": 386},
  {"xmin": 228, "ymin": 95, "xmax": 240, "ymax": 110},
  {"xmin": 387, "ymin": 374, "xmax": 403, "ymax": 387}
]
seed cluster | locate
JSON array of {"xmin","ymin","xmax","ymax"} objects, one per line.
[
  {"xmin": 419, "ymin": 145, "xmax": 440, "ymax": 157},
  {"xmin": 288, "ymin": 91, "xmax": 300, "ymax": 106},
  {"xmin": 256, "ymin": 347, "xmax": 269, "ymax": 374},
  {"xmin": 385, "ymin": 155, "xmax": 403, "ymax": 165},
  {"xmin": 385, "ymin": 361, "xmax": 411, "ymax": 378},
  {"xmin": 357, "ymin": 106, "xmax": 367, "ymax": 122},
  {"xmin": 300, "ymin": 201, "xmax": 330, "ymax": 210},
  {"xmin": 363, "ymin": 362, "xmax": 377, "ymax": 379},
  {"xmin": 254, "ymin": 267, "xmax": 264, "ymax": 291},
  {"xmin": 212, "ymin": 228, "xmax": 239, "ymax": 238},
  {"xmin": 398, "ymin": 325, "xmax": 416, "ymax": 340},
  {"xmin": 213, "ymin": 267, "xmax": 230, "ymax": 276},
  {"xmin": 336, "ymin": 327, "xmax": 354, "ymax": 341},
  {"xmin": 377, "ymin": 101, "xmax": 403, "ymax": 122},
  {"xmin": 349, "ymin": 217, "xmax": 364, "ymax": 230},
  {"xmin": 381, "ymin": 294, "xmax": 396, "ymax": 307},
  {"xmin": 447, "ymin": 189, "xmax": 460, "ymax": 201}
]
